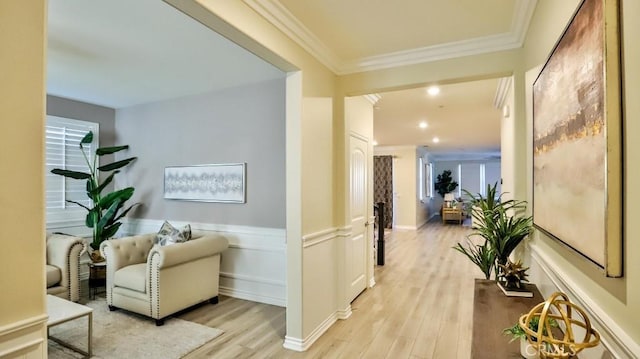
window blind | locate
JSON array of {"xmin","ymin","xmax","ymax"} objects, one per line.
[{"xmin": 45, "ymin": 115, "xmax": 99, "ymax": 224}]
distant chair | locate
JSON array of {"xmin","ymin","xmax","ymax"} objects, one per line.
[{"xmin": 46, "ymin": 233, "xmax": 86, "ymax": 302}]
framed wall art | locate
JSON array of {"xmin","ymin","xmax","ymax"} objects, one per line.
[
  {"xmin": 164, "ymin": 163, "xmax": 246, "ymax": 203},
  {"xmin": 532, "ymin": 0, "xmax": 622, "ymax": 277}
]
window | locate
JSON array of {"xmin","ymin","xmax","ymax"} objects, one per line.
[
  {"xmin": 426, "ymin": 162, "xmax": 433, "ymax": 198},
  {"xmin": 419, "ymin": 157, "xmax": 424, "ymax": 200},
  {"xmin": 46, "ymin": 116, "xmax": 99, "ymax": 224}
]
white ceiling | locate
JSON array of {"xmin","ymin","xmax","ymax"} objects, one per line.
[
  {"xmin": 47, "ymin": 0, "xmax": 284, "ymax": 109},
  {"xmin": 373, "ymin": 79, "xmax": 503, "ymax": 157},
  {"xmin": 48, "ymin": 0, "xmax": 534, "ymax": 157},
  {"xmin": 247, "ymin": 0, "xmax": 537, "ymax": 157}
]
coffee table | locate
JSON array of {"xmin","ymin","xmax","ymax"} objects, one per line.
[{"xmin": 47, "ymin": 294, "xmax": 93, "ymax": 358}]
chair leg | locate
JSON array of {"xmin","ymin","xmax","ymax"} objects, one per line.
[
  {"xmin": 209, "ymin": 296, "xmax": 219, "ymax": 305},
  {"xmin": 155, "ymin": 318, "xmax": 165, "ymax": 326}
]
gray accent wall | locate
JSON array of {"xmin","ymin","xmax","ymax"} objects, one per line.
[
  {"xmin": 46, "ymin": 95, "xmax": 116, "ymax": 150},
  {"xmin": 115, "ymin": 78, "xmax": 286, "ymax": 228}
]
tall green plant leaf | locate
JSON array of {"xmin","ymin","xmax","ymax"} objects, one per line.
[
  {"xmin": 65, "ymin": 200, "xmax": 91, "ymax": 211},
  {"xmin": 80, "ymin": 131, "xmax": 93, "ymax": 144},
  {"xmin": 51, "ymin": 169, "xmax": 92, "ymax": 179},
  {"xmin": 453, "ymin": 238, "xmax": 496, "ymax": 280},
  {"xmin": 113, "ymin": 203, "xmax": 140, "ymax": 222},
  {"xmin": 96, "ymin": 145, "xmax": 129, "ymax": 156},
  {"xmin": 98, "ymin": 157, "xmax": 137, "ymax": 172},
  {"xmin": 98, "ymin": 187, "xmax": 134, "ymax": 208},
  {"xmin": 89, "ymin": 171, "xmax": 119, "ymax": 197}
]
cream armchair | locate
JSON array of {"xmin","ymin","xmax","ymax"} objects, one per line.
[
  {"xmin": 100, "ymin": 232, "xmax": 229, "ymax": 325},
  {"xmin": 46, "ymin": 233, "xmax": 86, "ymax": 302}
]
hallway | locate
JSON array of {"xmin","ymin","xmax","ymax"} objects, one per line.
[{"xmin": 183, "ymin": 221, "xmax": 479, "ymax": 358}]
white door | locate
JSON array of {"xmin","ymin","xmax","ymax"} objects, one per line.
[{"xmin": 348, "ymin": 135, "xmax": 368, "ymax": 302}]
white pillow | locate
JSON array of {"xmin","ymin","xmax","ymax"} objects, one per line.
[{"xmin": 155, "ymin": 221, "xmax": 192, "ymax": 246}]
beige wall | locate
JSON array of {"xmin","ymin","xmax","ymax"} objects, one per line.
[
  {"xmin": 416, "ymin": 147, "xmax": 430, "ymax": 226},
  {"xmin": 0, "ymin": 1, "xmax": 48, "ymax": 357},
  {"xmin": 500, "ymin": 78, "xmax": 515, "ymax": 203},
  {"xmin": 521, "ymin": 0, "xmax": 640, "ymax": 354},
  {"xmin": 171, "ymin": 0, "xmax": 339, "ymax": 346}
]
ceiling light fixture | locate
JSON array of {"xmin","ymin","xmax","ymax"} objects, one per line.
[
  {"xmin": 433, "ymin": 137, "xmax": 440, "ymax": 143},
  {"xmin": 419, "ymin": 121, "xmax": 428, "ymax": 129},
  {"xmin": 427, "ymin": 86, "xmax": 440, "ymax": 96}
]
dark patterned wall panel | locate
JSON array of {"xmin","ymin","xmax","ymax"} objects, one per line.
[{"xmin": 374, "ymin": 156, "xmax": 393, "ymax": 229}]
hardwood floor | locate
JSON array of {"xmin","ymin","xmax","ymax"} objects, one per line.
[{"xmin": 181, "ymin": 220, "xmax": 480, "ymax": 359}]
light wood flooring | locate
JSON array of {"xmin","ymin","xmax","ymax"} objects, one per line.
[{"xmin": 181, "ymin": 220, "xmax": 480, "ymax": 359}]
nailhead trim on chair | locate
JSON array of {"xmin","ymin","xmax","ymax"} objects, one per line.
[
  {"xmin": 66, "ymin": 241, "xmax": 85, "ymax": 302},
  {"xmin": 149, "ymin": 251, "xmax": 161, "ymax": 319}
]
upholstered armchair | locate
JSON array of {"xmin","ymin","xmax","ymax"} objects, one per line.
[
  {"xmin": 100, "ymin": 232, "xmax": 229, "ymax": 325},
  {"xmin": 46, "ymin": 233, "xmax": 86, "ymax": 302}
]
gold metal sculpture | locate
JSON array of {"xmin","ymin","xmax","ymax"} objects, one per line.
[{"xmin": 519, "ymin": 292, "xmax": 600, "ymax": 358}]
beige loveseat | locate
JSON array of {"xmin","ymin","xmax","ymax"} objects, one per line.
[
  {"xmin": 100, "ymin": 232, "xmax": 229, "ymax": 325},
  {"xmin": 46, "ymin": 233, "xmax": 86, "ymax": 302}
]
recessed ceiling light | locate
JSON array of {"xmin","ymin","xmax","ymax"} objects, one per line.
[
  {"xmin": 419, "ymin": 121, "xmax": 428, "ymax": 129},
  {"xmin": 427, "ymin": 86, "xmax": 440, "ymax": 96},
  {"xmin": 372, "ymin": 140, "xmax": 378, "ymax": 146},
  {"xmin": 433, "ymin": 137, "xmax": 440, "ymax": 143}
]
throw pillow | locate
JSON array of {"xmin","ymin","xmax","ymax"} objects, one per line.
[{"xmin": 155, "ymin": 221, "xmax": 192, "ymax": 246}]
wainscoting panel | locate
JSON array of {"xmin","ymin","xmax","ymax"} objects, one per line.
[
  {"xmin": 0, "ymin": 315, "xmax": 47, "ymax": 359},
  {"xmin": 123, "ymin": 218, "xmax": 286, "ymax": 307},
  {"xmin": 527, "ymin": 242, "xmax": 640, "ymax": 359}
]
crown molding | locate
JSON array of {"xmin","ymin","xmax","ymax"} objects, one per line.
[
  {"xmin": 493, "ymin": 77, "xmax": 512, "ymax": 109},
  {"xmin": 338, "ymin": 32, "xmax": 521, "ymax": 74},
  {"xmin": 242, "ymin": 0, "xmax": 340, "ymax": 73},
  {"xmin": 363, "ymin": 94, "xmax": 381, "ymax": 105},
  {"xmin": 247, "ymin": 0, "xmax": 538, "ymax": 75},
  {"xmin": 511, "ymin": 0, "xmax": 538, "ymax": 44}
]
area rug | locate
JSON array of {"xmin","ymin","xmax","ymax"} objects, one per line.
[{"xmin": 48, "ymin": 299, "xmax": 223, "ymax": 359}]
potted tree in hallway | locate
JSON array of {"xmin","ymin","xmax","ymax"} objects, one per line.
[{"xmin": 434, "ymin": 169, "xmax": 459, "ymax": 216}]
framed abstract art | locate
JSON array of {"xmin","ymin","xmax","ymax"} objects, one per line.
[
  {"xmin": 532, "ymin": 0, "xmax": 622, "ymax": 277},
  {"xmin": 164, "ymin": 163, "xmax": 246, "ymax": 203}
]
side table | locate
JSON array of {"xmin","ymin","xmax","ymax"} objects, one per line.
[{"xmin": 88, "ymin": 261, "xmax": 106, "ymax": 299}]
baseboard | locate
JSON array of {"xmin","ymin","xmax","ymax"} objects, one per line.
[
  {"xmin": 528, "ymin": 242, "xmax": 640, "ymax": 359},
  {"xmin": 283, "ymin": 311, "xmax": 338, "ymax": 352},
  {"xmin": 219, "ymin": 271, "xmax": 286, "ymax": 307},
  {"xmin": 336, "ymin": 305, "xmax": 352, "ymax": 320},
  {"xmin": 123, "ymin": 218, "xmax": 286, "ymax": 306},
  {"xmin": 394, "ymin": 225, "xmax": 417, "ymax": 230},
  {"xmin": 0, "ymin": 314, "xmax": 47, "ymax": 358}
]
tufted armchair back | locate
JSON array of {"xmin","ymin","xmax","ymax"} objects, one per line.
[{"xmin": 100, "ymin": 233, "xmax": 155, "ymax": 269}]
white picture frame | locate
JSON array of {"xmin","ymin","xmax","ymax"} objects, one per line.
[{"xmin": 164, "ymin": 163, "xmax": 246, "ymax": 203}]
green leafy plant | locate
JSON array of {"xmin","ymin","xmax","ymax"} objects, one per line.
[
  {"xmin": 453, "ymin": 182, "xmax": 533, "ymax": 280},
  {"xmin": 503, "ymin": 316, "xmax": 559, "ymax": 343},
  {"xmin": 434, "ymin": 170, "xmax": 459, "ymax": 198},
  {"xmin": 51, "ymin": 131, "xmax": 138, "ymax": 251},
  {"xmin": 453, "ymin": 237, "xmax": 496, "ymax": 279}
]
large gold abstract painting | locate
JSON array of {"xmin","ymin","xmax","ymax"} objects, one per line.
[{"xmin": 532, "ymin": 0, "xmax": 622, "ymax": 277}]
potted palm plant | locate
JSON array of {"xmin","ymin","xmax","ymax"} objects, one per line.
[
  {"xmin": 51, "ymin": 131, "xmax": 139, "ymax": 260},
  {"xmin": 453, "ymin": 182, "xmax": 533, "ymax": 280}
]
